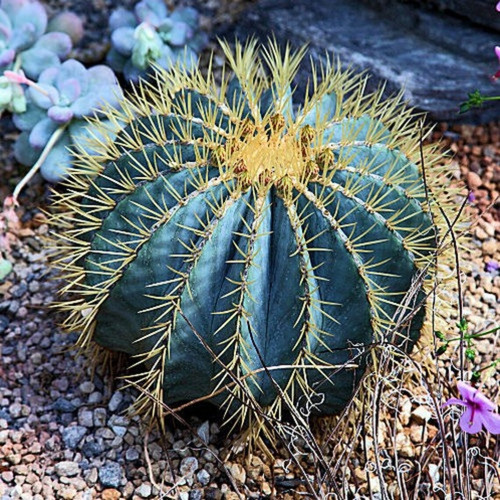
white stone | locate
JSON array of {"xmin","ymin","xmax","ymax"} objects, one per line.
[
  {"xmin": 411, "ymin": 406, "xmax": 432, "ymax": 424},
  {"xmin": 55, "ymin": 461, "xmax": 80, "ymax": 477},
  {"xmin": 135, "ymin": 483, "xmax": 152, "ymax": 498}
]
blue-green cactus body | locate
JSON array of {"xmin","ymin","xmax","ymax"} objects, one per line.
[{"xmin": 52, "ymin": 43, "xmax": 441, "ymax": 427}]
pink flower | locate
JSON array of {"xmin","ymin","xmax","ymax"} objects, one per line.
[
  {"xmin": 493, "ymin": 47, "xmax": 500, "ymax": 80},
  {"xmin": 3, "ymin": 70, "xmax": 29, "ymax": 85},
  {"xmin": 443, "ymin": 382, "xmax": 500, "ymax": 434},
  {"xmin": 497, "ymin": 1, "xmax": 500, "ymax": 12}
]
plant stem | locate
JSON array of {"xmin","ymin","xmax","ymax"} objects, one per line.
[
  {"xmin": 475, "ymin": 360, "xmax": 498, "ymax": 374},
  {"xmin": 448, "ymin": 325, "xmax": 500, "ymax": 342},
  {"xmin": 482, "ymin": 95, "xmax": 500, "ymax": 102},
  {"xmin": 12, "ymin": 125, "xmax": 67, "ymax": 202},
  {"xmin": 13, "ymin": 56, "xmax": 22, "ymax": 73}
]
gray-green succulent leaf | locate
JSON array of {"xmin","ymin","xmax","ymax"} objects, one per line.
[
  {"xmin": 107, "ymin": 0, "xmax": 207, "ymax": 83},
  {"xmin": 12, "ymin": 58, "xmax": 123, "ymax": 183}
]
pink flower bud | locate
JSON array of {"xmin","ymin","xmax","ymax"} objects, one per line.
[{"xmin": 3, "ymin": 70, "xmax": 29, "ymax": 85}]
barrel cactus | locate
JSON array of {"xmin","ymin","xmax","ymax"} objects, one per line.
[{"xmin": 50, "ymin": 41, "xmax": 453, "ymax": 433}]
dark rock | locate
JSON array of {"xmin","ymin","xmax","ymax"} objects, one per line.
[
  {"xmin": 226, "ymin": 0, "xmax": 500, "ymax": 123},
  {"xmin": 388, "ymin": 0, "xmax": 500, "ymax": 31},
  {"xmin": 189, "ymin": 490, "xmax": 203, "ymax": 500},
  {"xmin": 98, "ymin": 462, "xmax": 123, "ymax": 488},
  {"xmin": 52, "ymin": 398, "xmax": 77, "ymax": 413},
  {"xmin": 81, "ymin": 440, "xmax": 104, "ymax": 458},
  {"xmin": 62, "ymin": 426, "xmax": 87, "ymax": 449},
  {"xmin": 0, "ymin": 409, "xmax": 12, "ymax": 423},
  {"xmin": 61, "ymin": 413, "xmax": 76, "ymax": 426},
  {"xmin": 79, "ymin": 459, "xmax": 90, "ymax": 471},
  {"xmin": 0, "ymin": 315, "xmax": 9, "ymax": 333},
  {"xmin": 275, "ymin": 476, "xmax": 306, "ymax": 488},
  {"xmin": 205, "ymin": 488, "xmax": 223, "ymax": 500},
  {"xmin": 8, "ymin": 300, "xmax": 20, "ymax": 315},
  {"xmin": 1, "ymin": 346, "xmax": 14, "ymax": 356},
  {"xmin": 11, "ymin": 283, "xmax": 27, "ymax": 298}
]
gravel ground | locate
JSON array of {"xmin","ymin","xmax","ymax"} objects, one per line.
[{"xmin": 0, "ymin": 120, "xmax": 498, "ymax": 498}]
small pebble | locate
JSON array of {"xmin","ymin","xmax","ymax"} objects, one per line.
[
  {"xmin": 99, "ymin": 462, "xmax": 123, "ymax": 488},
  {"xmin": 62, "ymin": 426, "xmax": 87, "ymax": 449},
  {"xmin": 78, "ymin": 409, "xmax": 94, "ymax": 428},
  {"xmin": 79, "ymin": 381, "xmax": 95, "ymax": 394},
  {"xmin": 125, "ymin": 447, "xmax": 140, "ymax": 461},
  {"xmin": 180, "ymin": 457, "xmax": 199, "ymax": 477},
  {"xmin": 108, "ymin": 391, "xmax": 123, "ymax": 412},
  {"xmin": 55, "ymin": 461, "xmax": 80, "ymax": 477},
  {"xmin": 197, "ymin": 469, "xmax": 211, "ymax": 486},
  {"xmin": 135, "ymin": 483, "xmax": 152, "ymax": 498}
]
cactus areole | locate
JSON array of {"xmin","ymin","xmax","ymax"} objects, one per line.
[{"xmin": 51, "ymin": 41, "xmax": 443, "ymax": 428}]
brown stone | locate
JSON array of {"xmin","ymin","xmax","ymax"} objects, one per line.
[
  {"xmin": 482, "ymin": 239, "xmax": 497, "ymax": 256},
  {"xmin": 101, "ymin": 489, "xmax": 121, "ymax": 500},
  {"xmin": 0, "ymin": 471, "xmax": 13, "ymax": 483},
  {"xmin": 471, "ymin": 146, "xmax": 482, "ymax": 156},
  {"xmin": 467, "ymin": 171, "xmax": 482, "ymax": 189},
  {"xmin": 474, "ymin": 227, "xmax": 488, "ymax": 240},
  {"xmin": 261, "ymin": 481, "xmax": 272, "ymax": 496}
]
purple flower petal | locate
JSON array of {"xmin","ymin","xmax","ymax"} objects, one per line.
[
  {"xmin": 485, "ymin": 260, "xmax": 499, "ymax": 273},
  {"xmin": 442, "ymin": 397, "xmax": 467, "ymax": 408},
  {"xmin": 473, "ymin": 389, "xmax": 497, "ymax": 412},
  {"xmin": 457, "ymin": 381, "xmax": 478, "ymax": 402},
  {"xmin": 479, "ymin": 411, "xmax": 500, "ymax": 435},
  {"xmin": 459, "ymin": 406, "xmax": 482, "ymax": 434}
]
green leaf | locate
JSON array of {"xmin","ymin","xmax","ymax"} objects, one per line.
[
  {"xmin": 434, "ymin": 330, "xmax": 446, "ymax": 341},
  {"xmin": 435, "ymin": 344, "xmax": 448, "ymax": 356},
  {"xmin": 457, "ymin": 318, "xmax": 468, "ymax": 333},
  {"xmin": 465, "ymin": 348, "xmax": 475, "ymax": 362},
  {"xmin": 0, "ymin": 258, "xmax": 13, "ymax": 281}
]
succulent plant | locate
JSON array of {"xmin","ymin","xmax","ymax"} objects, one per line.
[
  {"xmin": 0, "ymin": 1, "xmax": 83, "ymax": 76},
  {"xmin": 0, "ymin": 73, "xmax": 25, "ymax": 112},
  {"xmin": 11, "ymin": 59, "xmax": 122, "ymax": 184},
  {"xmin": 46, "ymin": 11, "xmax": 84, "ymax": 46},
  {"xmin": 0, "ymin": 0, "xmax": 83, "ymax": 114},
  {"xmin": 49, "ymin": 41, "xmax": 457, "ymax": 436},
  {"xmin": 107, "ymin": 0, "xmax": 207, "ymax": 82}
]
